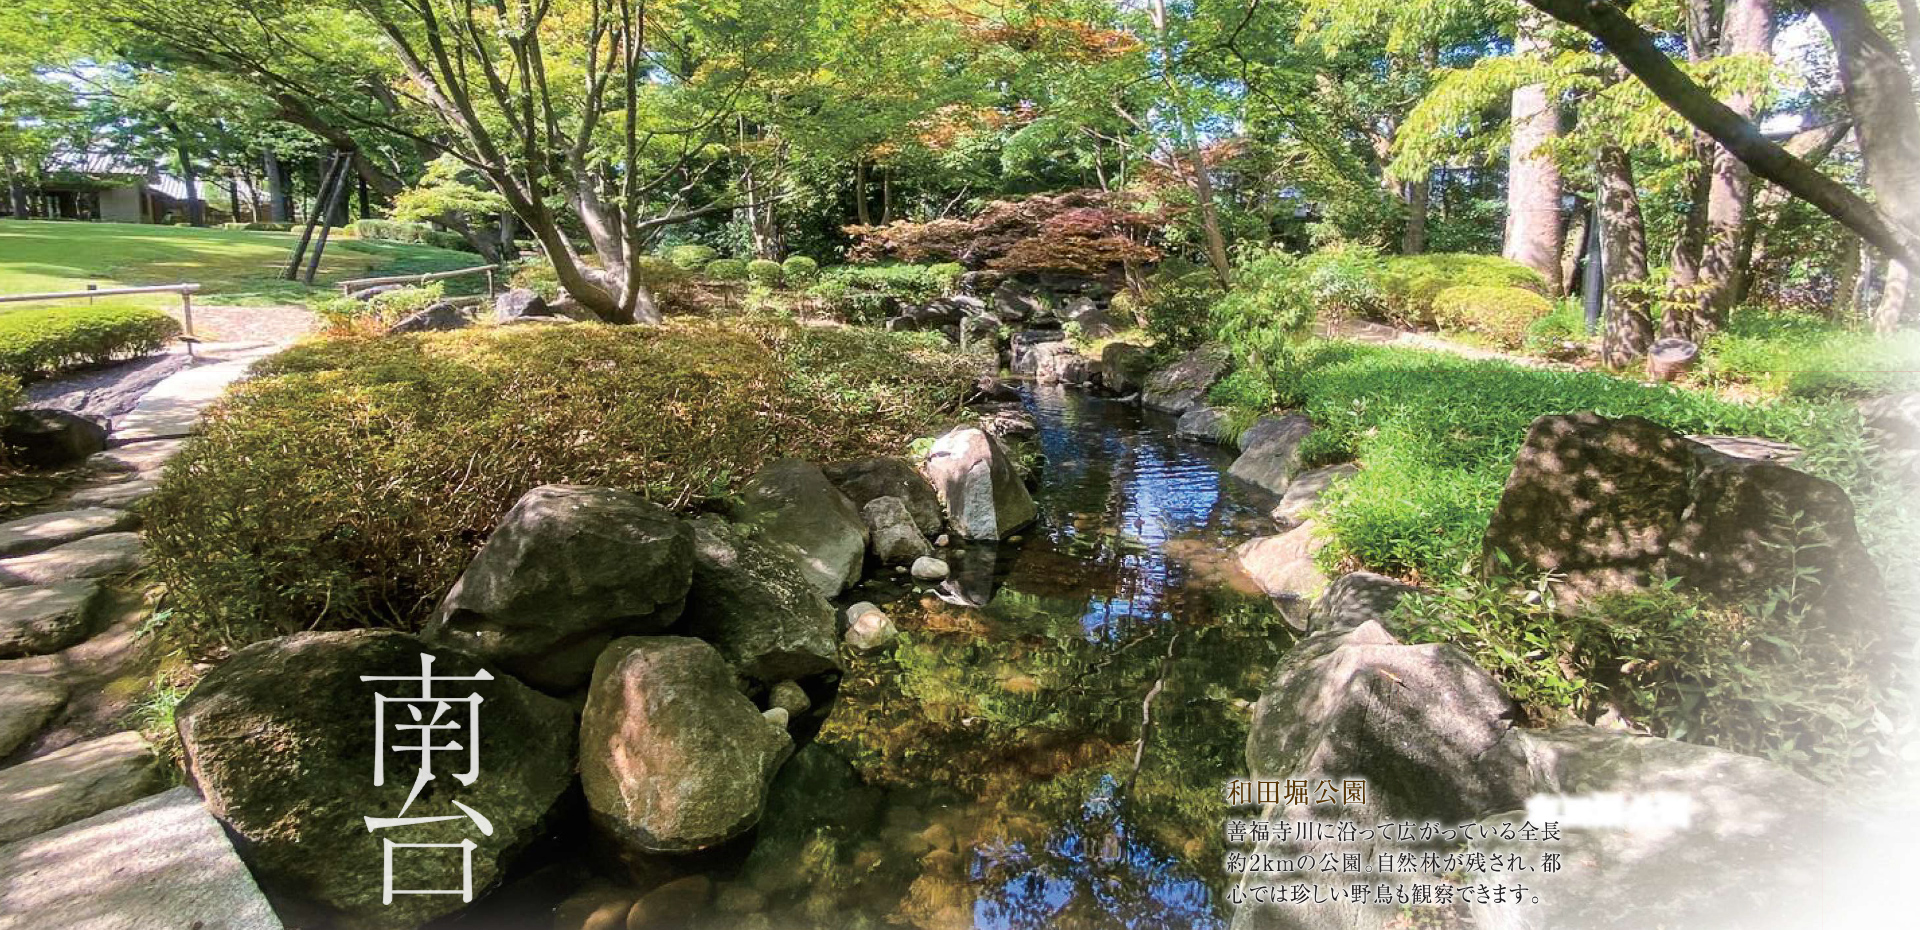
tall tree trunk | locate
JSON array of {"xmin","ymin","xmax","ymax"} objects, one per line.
[
  {"xmin": 1668, "ymin": 0, "xmax": 1718, "ymax": 290},
  {"xmin": 174, "ymin": 138, "xmax": 203, "ymax": 226},
  {"xmin": 1504, "ymin": 7, "xmax": 1567, "ymax": 293},
  {"xmin": 854, "ymin": 160, "xmax": 872, "ymax": 226},
  {"xmin": 1403, "ymin": 173, "xmax": 1430, "ymax": 254},
  {"xmin": 5, "ymin": 158, "xmax": 29, "ymax": 219},
  {"xmin": 263, "ymin": 149, "xmax": 291, "ymax": 222},
  {"xmin": 1815, "ymin": 0, "xmax": 1920, "ymax": 332},
  {"xmin": 1699, "ymin": 0, "xmax": 1775, "ymax": 317},
  {"xmin": 1597, "ymin": 145, "xmax": 1654, "ymax": 368},
  {"xmin": 1561, "ymin": 202, "xmax": 1589, "ymax": 291}
]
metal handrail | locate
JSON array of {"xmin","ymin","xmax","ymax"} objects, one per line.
[
  {"xmin": 338, "ymin": 264, "xmax": 499, "ymax": 295},
  {"xmin": 0, "ymin": 283, "xmax": 203, "ymax": 356}
]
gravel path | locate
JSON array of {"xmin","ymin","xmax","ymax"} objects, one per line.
[{"xmin": 169, "ymin": 303, "xmax": 317, "ymax": 345}]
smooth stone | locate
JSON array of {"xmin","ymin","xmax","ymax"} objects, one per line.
[
  {"xmin": 911, "ymin": 557, "xmax": 950, "ymax": 581},
  {"xmin": 0, "ymin": 509, "xmax": 139, "ymax": 558},
  {"xmin": 87, "ymin": 440, "xmax": 184, "ymax": 477},
  {"xmin": 0, "ymin": 786, "xmax": 283, "ymax": 930},
  {"xmin": 67, "ymin": 478, "xmax": 160, "ymax": 509},
  {"xmin": 0, "ymin": 731, "xmax": 165, "ymax": 843},
  {"xmin": 0, "ymin": 533, "xmax": 145, "ymax": 588},
  {"xmin": 0, "ymin": 579, "xmax": 105, "ymax": 658},
  {"xmin": 844, "ymin": 605, "xmax": 898, "ymax": 652},
  {"xmin": 1233, "ymin": 521, "xmax": 1330, "ymax": 601},
  {"xmin": 1271, "ymin": 463, "xmax": 1359, "ymax": 527},
  {"xmin": 0, "ymin": 672, "xmax": 67, "ymax": 758},
  {"xmin": 113, "ymin": 358, "xmax": 258, "ymax": 444},
  {"xmin": 762, "ymin": 707, "xmax": 790, "ymax": 729},
  {"xmin": 769, "ymin": 680, "xmax": 811, "ymax": 716}
]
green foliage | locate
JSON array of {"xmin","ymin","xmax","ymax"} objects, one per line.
[
  {"xmin": 142, "ymin": 320, "xmax": 980, "ymax": 652},
  {"xmin": 1212, "ymin": 246, "xmax": 1320, "ymax": 406},
  {"xmin": 1396, "ymin": 559, "xmax": 1899, "ymax": 784},
  {"xmin": 1523, "ymin": 299, "xmax": 1592, "ymax": 359},
  {"xmin": 0, "ymin": 302, "xmax": 182, "ymax": 377},
  {"xmin": 805, "ymin": 263, "xmax": 956, "ymax": 322},
  {"xmin": 1430, "ymin": 284, "xmax": 1553, "ymax": 348},
  {"xmin": 508, "ymin": 261, "xmax": 562, "ymax": 302},
  {"xmin": 1137, "ymin": 257, "xmax": 1224, "ymax": 349},
  {"xmin": 927, "ymin": 262, "xmax": 965, "ymax": 290},
  {"xmin": 1291, "ymin": 342, "xmax": 1863, "ymax": 579},
  {"xmin": 746, "ymin": 258, "xmax": 786, "ymax": 287},
  {"xmin": 390, "ymin": 154, "xmax": 509, "ymax": 224},
  {"xmin": 1697, "ymin": 308, "xmax": 1920, "ymax": 399},
  {"xmin": 1294, "ymin": 246, "xmax": 1389, "ymax": 320},
  {"xmin": 706, "ymin": 258, "xmax": 750, "ymax": 281},
  {"xmin": 667, "ymin": 244, "xmax": 719, "ymax": 269},
  {"xmin": 781, "ymin": 255, "xmax": 820, "ymax": 283},
  {"xmin": 367, "ymin": 283, "xmax": 444, "ymax": 320},
  {"xmin": 351, "ymin": 219, "xmax": 474, "ymax": 254},
  {"xmin": 1372, "ymin": 253, "xmax": 1549, "ymax": 326}
]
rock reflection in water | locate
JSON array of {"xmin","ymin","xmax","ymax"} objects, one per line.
[{"xmin": 727, "ymin": 384, "xmax": 1296, "ymax": 929}]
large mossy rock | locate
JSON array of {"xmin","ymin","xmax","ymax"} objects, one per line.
[
  {"xmin": 176, "ymin": 630, "xmax": 576, "ymax": 930},
  {"xmin": 425, "ymin": 484, "xmax": 693, "ymax": 692},
  {"xmin": 1141, "ymin": 344, "xmax": 1230, "ymax": 414},
  {"xmin": 1227, "ymin": 414, "xmax": 1313, "ymax": 495},
  {"xmin": 820, "ymin": 457, "xmax": 943, "ymax": 537},
  {"xmin": 1099, "ymin": 342, "xmax": 1153, "ymax": 396},
  {"xmin": 1483, "ymin": 413, "xmax": 1886, "ymax": 624},
  {"xmin": 579, "ymin": 637, "xmax": 793, "ymax": 862},
  {"xmin": 728, "ymin": 459, "xmax": 869, "ymax": 598},
  {"xmin": 921, "ymin": 426, "xmax": 1037, "ymax": 540},
  {"xmin": 2, "ymin": 409, "xmax": 107, "ymax": 471},
  {"xmin": 862, "ymin": 496, "xmax": 932, "ymax": 565},
  {"xmin": 677, "ymin": 517, "xmax": 840, "ymax": 686}
]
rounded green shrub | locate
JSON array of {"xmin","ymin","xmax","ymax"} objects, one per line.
[
  {"xmin": 141, "ymin": 322, "xmax": 978, "ymax": 652},
  {"xmin": 781, "ymin": 255, "xmax": 820, "ymax": 283},
  {"xmin": 746, "ymin": 258, "xmax": 785, "ymax": 287},
  {"xmin": 667, "ymin": 244, "xmax": 718, "ymax": 269},
  {"xmin": 705, "ymin": 258, "xmax": 749, "ymax": 281},
  {"xmin": 0, "ymin": 303, "xmax": 183, "ymax": 377},
  {"xmin": 1430, "ymin": 285, "xmax": 1553, "ymax": 349},
  {"xmin": 1374, "ymin": 253, "xmax": 1548, "ymax": 325}
]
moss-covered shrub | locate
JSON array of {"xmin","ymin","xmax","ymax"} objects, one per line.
[
  {"xmin": 351, "ymin": 219, "xmax": 474, "ymax": 253},
  {"xmin": 1373, "ymin": 254, "xmax": 1548, "ymax": 325},
  {"xmin": 781, "ymin": 255, "xmax": 820, "ymax": 283},
  {"xmin": 805, "ymin": 264, "xmax": 955, "ymax": 321},
  {"xmin": 667, "ymin": 244, "xmax": 718, "ymax": 269},
  {"xmin": 1430, "ymin": 285, "xmax": 1553, "ymax": 349},
  {"xmin": 0, "ymin": 303, "xmax": 183, "ymax": 377},
  {"xmin": 143, "ymin": 320, "xmax": 982, "ymax": 651},
  {"xmin": 746, "ymin": 258, "xmax": 785, "ymax": 288},
  {"xmin": 705, "ymin": 258, "xmax": 749, "ymax": 281}
]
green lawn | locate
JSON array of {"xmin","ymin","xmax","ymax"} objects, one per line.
[{"xmin": 0, "ymin": 220, "xmax": 485, "ymax": 310}]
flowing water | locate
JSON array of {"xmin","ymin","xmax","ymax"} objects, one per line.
[{"xmin": 734, "ymin": 385, "xmax": 1297, "ymax": 930}]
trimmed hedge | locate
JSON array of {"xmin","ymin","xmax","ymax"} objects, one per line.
[
  {"xmin": 1430, "ymin": 285, "xmax": 1553, "ymax": 348},
  {"xmin": 667, "ymin": 244, "xmax": 718, "ymax": 269},
  {"xmin": 746, "ymin": 258, "xmax": 785, "ymax": 287},
  {"xmin": 142, "ymin": 320, "xmax": 981, "ymax": 650},
  {"xmin": 0, "ymin": 303, "xmax": 183, "ymax": 378},
  {"xmin": 351, "ymin": 219, "xmax": 475, "ymax": 254},
  {"xmin": 1374, "ymin": 253, "xmax": 1548, "ymax": 325},
  {"xmin": 706, "ymin": 258, "xmax": 749, "ymax": 281},
  {"xmin": 781, "ymin": 255, "xmax": 820, "ymax": 283}
]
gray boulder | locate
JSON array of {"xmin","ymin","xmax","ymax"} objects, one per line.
[
  {"xmin": 1174, "ymin": 406, "xmax": 1234, "ymax": 444},
  {"xmin": 1033, "ymin": 344, "xmax": 1098, "ymax": 386},
  {"xmin": 493, "ymin": 287, "xmax": 552, "ymax": 322},
  {"xmin": 425, "ymin": 484, "xmax": 693, "ymax": 692},
  {"xmin": 922, "ymin": 427, "xmax": 1037, "ymax": 540},
  {"xmin": 992, "ymin": 282, "xmax": 1047, "ymax": 321},
  {"xmin": 677, "ymin": 517, "xmax": 839, "ymax": 685},
  {"xmin": 580, "ymin": 637, "xmax": 792, "ymax": 861},
  {"xmin": 0, "ymin": 579, "xmax": 104, "ymax": 658},
  {"xmin": 844, "ymin": 602, "xmax": 898, "ymax": 651},
  {"xmin": 387, "ymin": 301, "xmax": 472, "ymax": 334},
  {"xmin": 3, "ymin": 409, "xmax": 108, "ymax": 470},
  {"xmin": 1141, "ymin": 344, "xmax": 1230, "ymax": 414},
  {"xmin": 863, "ymin": 496, "xmax": 931, "ymax": 565},
  {"xmin": 0, "ymin": 671, "xmax": 66, "ymax": 758},
  {"xmin": 1062, "ymin": 296, "xmax": 1122, "ymax": 338},
  {"xmin": 820, "ymin": 457, "xmax": 943, "ymax": 537},
  {"xmin": 976, "ymin": 403, "xmax": 1039, "ymax": 441},
  {"xmin": 729, "ymin": 459, "xmax": 869, "ymax": 598},
  {"xmin": 1305, "ymin": 571, "xmax": 1424, "ymax": 635},
  {"xmin": 1233, "ymin": 521, "xmax": 1329, "ymax": 601},
  {"xmin": 1099, "ymin": 343, "xmax": 1153, "ymax": 396},
  {"xmin": 1272, "ymin": 462, "xmax": 1357, "ymax": 527},
  {"xmin": 1227, "ymin": 414, "xmax": 1313, "ymax": 495},
  {"xmin": 177, "ymin": 630, "xmax": 575, "ymax": 930}
]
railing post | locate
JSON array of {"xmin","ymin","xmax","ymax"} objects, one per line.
[{"xmin": 181, "ymin": 288, "xmax": 197, "ymax": 360}]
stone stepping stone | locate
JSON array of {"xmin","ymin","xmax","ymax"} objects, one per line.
[
  {"xmin": 87, "ymin": 439, "xmax": 184, "ymax": 477},
  {"xmin": 0, "ymin": 785, "xmax": 282, "ymax": 930},
  {"xmin": 0, "ymin": 673, "xmax": 67, "ymax": 758},
  {"xmin": 0, "ymin": 731, "xmax": 165, "ymax": 844},
  {"xmin": 0, "ymin": 535, "xmax": 144, "ymax": 589},
  {"xmin": 68, "ymin": 478, "xmax": 160, "ymax": 510},
  {"xmin": 111, "ymin": 358, "xmax": 257, "ymax": 445},
  {"xmin": 0, "ymin": 580, "xmax": 104, "ymax": 658},
  {"xmin": 0, "ymin": 509, "xmax": 139, "ymax": 558},
  {"xmin": 1686, "ymin": 434, "xmax": 1804, "ymax": 464}
]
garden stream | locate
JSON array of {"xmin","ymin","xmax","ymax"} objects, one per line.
[{"xmin": 457, "ymin": 385, "xmax": 1297, "ymax": 930}]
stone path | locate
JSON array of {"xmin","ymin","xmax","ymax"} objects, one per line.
[{"xmin": 0, "ymin": 342, "xmax": 285, "ymax": 926}]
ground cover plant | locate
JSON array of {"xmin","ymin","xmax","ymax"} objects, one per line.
[{"xmin": 142, "ymin": 318, "xmax": 983, "ymax": 653}]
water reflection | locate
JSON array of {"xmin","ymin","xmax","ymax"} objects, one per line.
[{"xmin": 741, "ymin": 385, "xmax": 1294, "ymax": 929}]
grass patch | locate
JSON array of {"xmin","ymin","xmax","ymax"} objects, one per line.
[
  {"xmin": 143, "ymin": 318, "xmax": 983, "ymax": 653},
  {"xmin": 1267, "ymin": 341, "xmax": 1867, "ymax": 581},
  {"xmin": 0, "ymin": 219, "xmax": 483, "ymax": 310},
  {"xmin": 1694, "ymin": 308, "xmax": 1920, "ymax": 399}
]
